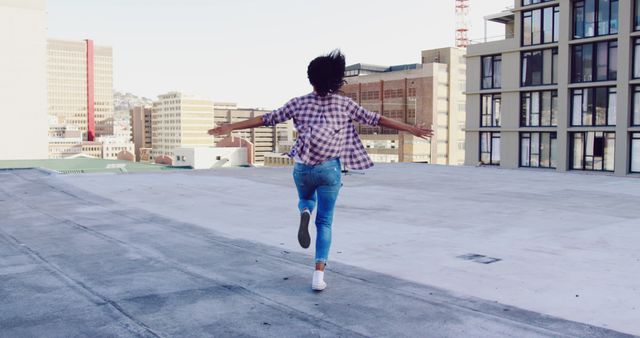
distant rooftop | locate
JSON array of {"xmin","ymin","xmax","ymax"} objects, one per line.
[
  {"xmin": 485, "ymin": 8, "xmax": 515, "ymax": 24},
  {"xmin": 469, "ymin": 7, "xmax": 516, "ymax": 44},
  {"xmin": 0, "ymin": 158, "xmax": 181, "ymax": 174},
  {"xmin": 344, "ymin": 63, "xmax": 421, "ymax": 77}
]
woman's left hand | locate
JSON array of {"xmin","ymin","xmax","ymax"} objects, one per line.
[{"xmin": 408, "ymin": 122, "xmax": 434, "ymax": 139}]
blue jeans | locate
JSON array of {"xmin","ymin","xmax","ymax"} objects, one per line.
[{"xmin": 292, "ymin": 158, "xmax": 342, "ymax": 264}]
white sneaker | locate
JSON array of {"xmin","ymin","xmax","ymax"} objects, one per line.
[{"xmin": 312, "ymin": 270, "xmax": 327, "ymax": 291}]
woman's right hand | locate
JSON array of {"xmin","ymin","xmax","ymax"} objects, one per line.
[{"xmin": 207, "ymin": 123, "xmax": 233, "ymax": 136}]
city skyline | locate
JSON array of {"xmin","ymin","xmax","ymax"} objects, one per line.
[{"xmin": 47, "ymin": 0, "xmax": 512, "ymax": 108}]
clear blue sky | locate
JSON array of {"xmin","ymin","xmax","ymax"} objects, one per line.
[{"xmin": 48, "ymin": 0, "xmax": 513, "ymax": 108}]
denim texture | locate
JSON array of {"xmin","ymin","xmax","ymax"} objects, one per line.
[{"xmin": 292, "ymin": 158, "xmax": 342, "ymax": 263}]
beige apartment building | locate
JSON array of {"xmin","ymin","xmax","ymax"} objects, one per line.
[
  {"xmin": 263, "ymin": 140, "xmax": 296, "ymax": 167},
  {"xmin": 47, "ymin": 39, "xmax": 114, "ymax": 143},
  {"xmin": 0, "ymin": 0, "xmax": 48, "ymax": 160},
  {"xmin": 80, "ymin": 142, "xmax": 103, "ymax": 159},
  {"xmin": 466, "ymin": 0, "xmax": 640, "ymax": 175},
  {"xmin": 130, "ymin": 106, "xmax": 152, "ymax": 161},
  {"xmin": 214, "ymin": 105, "xmax": 294, "ymax": 163},
  {"xmin": 342, "ymin": 47, "xmax": 467, "ymax": 165},
  {"xmin": 151, "ymin": 92, "xmax": 215, "ymax": 161},
  {"xmin": 48, "ymin": 140, "xmax": 103, "ymax": 159}
]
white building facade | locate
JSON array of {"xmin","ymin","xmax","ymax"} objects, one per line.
[
  {"xmin": 174, "ymin": 147, "xmax": 248, "ymax": 169},
  {"xmin": 96, "ymin": 136, "xmax": 134, "ymax": 160},
  {"xmin": 0, "ymin": 0, "xmax": 49, "ymax": 160}
]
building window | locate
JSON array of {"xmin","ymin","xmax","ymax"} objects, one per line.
[
  {"xmin": 521, "ymin": 132, "xmax": 557, "ymax": 168},
  {"xmin": 636, "ymin": 0, "xmax": 640, "ymax": 30},
  {"xmin": 344, "ymin": 92, "xmax": 358, "ymax": 100},
  {"xmin": 345, "ymin": 70, "xmax": 359, "ymax": 77},
  {"xmin": 571, "ymin": 131, "xmax": 615, "ymax": 171},
  {"xmin": 571, "ymin": 87, "xmax": 616, "ymax": 126},
  {"xmin": 523, "ymin": 0, "xmax": 553, "ymax": 5},
  {"xmin": 480, "ymin": 132, "xmax": 500, "ymax": 165},
  {"xmin": 361, "ymin": 91, "xmax": 380, "ymax": 100},
  {"xmin": 522, "ymin": 6, "xmax": 559, "ymax": 46},
  {"xmin": 571, "ymin": 40, "xmax": 617, "ymax": 83},
  {"xmin": 481, "ymin": 94, "xmax": 501, "ymax": 127},
  {"xmin": 634, "ymin": 39, "xmax": 640, "ymax": 79},
  {"xmin": 633, "ymin": 86, "xmax": 640, "ymax": 126},
  {"xmin": 481, "ymin": 55, "xmax": 501, "ymax": 89},
  {"xmin": 521, "ymin": 48, "xmax": 558, "ymax": 86},
  {"xmin": 573, "ymin": 0, "xmax": 619, "ymax": 39},
  {"xmin": 384, "ymin": 89, "xmax": 404, "ymax": 99},
  {"xmin": 632, "ymin": 133, "xmax": 640, "ymax": 173},
  {"xmin": 521, "ymin": 90, "xmax": 558, "ymax": 126}
]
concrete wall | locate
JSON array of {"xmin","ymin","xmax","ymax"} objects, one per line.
[
  {"xmin": 0, "ymin": 0, "xmax": 48, "ymax": 160},
  {"xmin": 422, "ymin": 47, "xmax": 468, "ymax": 166},
  {"xmin": 174, "ymin": 147, "xmax": 248, "ymax": 169}
]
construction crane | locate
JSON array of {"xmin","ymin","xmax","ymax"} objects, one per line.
[{"xmin": 455, "ymin": 0, "xmax": 470, "ymax": 48}]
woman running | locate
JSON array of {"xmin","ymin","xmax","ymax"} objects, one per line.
[{"xmin": 208, "ymin": 50, "xmax": 433, "ymax": 291}]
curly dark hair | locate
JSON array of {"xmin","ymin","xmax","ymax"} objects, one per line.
[{"xmin": 307, "ymin": 50, "xmax": 346, "ymax": 97}]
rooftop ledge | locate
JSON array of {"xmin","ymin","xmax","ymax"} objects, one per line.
[
  {"xmin": 468, "ymin": 7, "xmax": 516, "ymax": 52},
  {"xmin": 467, "ymin": 37, "xmax": 517, "ymax": 57},
  {"xmin": 485, "ymin": 9, "xmax": 515, "ymax": 24}
]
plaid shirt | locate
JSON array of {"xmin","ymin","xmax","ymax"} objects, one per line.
[{"xmin": 262, "ymin": 92, "xmax": 381, "ymax": 170}]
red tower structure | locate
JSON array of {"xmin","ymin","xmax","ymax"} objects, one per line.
[
  {"xmin": 85, "ymin": 39, "xmax": 95, "ymax": 141},
  {"xmin": 455, "ymin": 0, "xmax": 470, "ymax": 48}
]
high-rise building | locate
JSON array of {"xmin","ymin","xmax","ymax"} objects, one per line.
[
  {"xmin": 214, "ymin": 106, "xmax": 294, "ymax": 163},
  {"xmin": 342, "ymin": 47, "xmax": 467, "ymax": 165},
  {"xmin": 130, "ymin": 106, "xmax": 153, "ymax": 161},
  {"xmin": 151, "ymin": 92, "xmax": 215, "ymax": 161},
  {"xmin": 47, "ymin": 38, "xmax": 114, "ymax": 142},
  {"xmin": 466, "ymin": 0, "xmax": 640, "ymax": 176},
  {"xmin": 0, "ymin": 0, "xmax": 48, "ymax": 160}
]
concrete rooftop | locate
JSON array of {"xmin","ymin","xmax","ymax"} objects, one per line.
[{"xmin": 0, "ymin": 164, "xmax": 639, "ymax": 337}]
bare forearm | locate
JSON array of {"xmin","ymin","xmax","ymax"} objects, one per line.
[
  {"xmin": 208, "ymin": 116, "xmax": 266, "ymax": 137},
  {"xmin": 378, "ymin": 116, "xmax": 414, "ymax": 133},
  {"xmin": 377, "ymin": 116, "xmax": 433, "ymax": 139}
]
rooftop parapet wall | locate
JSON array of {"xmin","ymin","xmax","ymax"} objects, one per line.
[{"xmin": 466, "ymin": 38, "xmax": 518, "ymax": 58}]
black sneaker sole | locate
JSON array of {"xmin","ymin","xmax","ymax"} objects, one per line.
[{"xmin": 298, "ymin": 212, "xmax": 311, "ymax": 249}]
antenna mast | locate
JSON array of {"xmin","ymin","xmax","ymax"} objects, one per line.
[{"xmin": 455, "ymin": 0, "xmax": 470, "ymax": 48}]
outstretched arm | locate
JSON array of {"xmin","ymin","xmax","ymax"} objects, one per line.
[
  {"xmin": 347, "ymin": 99, "xmax": 433, "ymax": 139},
  {"xmin": 207, "ymin": 116, "xmax": 264, "ymax": 136},
  {"xmin": 209, "ymin": 98, "xmax": 296, "ymax": 136},
  {"xmin": 378, "ymin": 116, "xmax": 434, "ymax": 139}
]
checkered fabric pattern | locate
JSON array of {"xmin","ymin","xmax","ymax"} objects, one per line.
[{"xmin": 262, "ymin": 92, "xmax": 381, "ymax": 170}]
